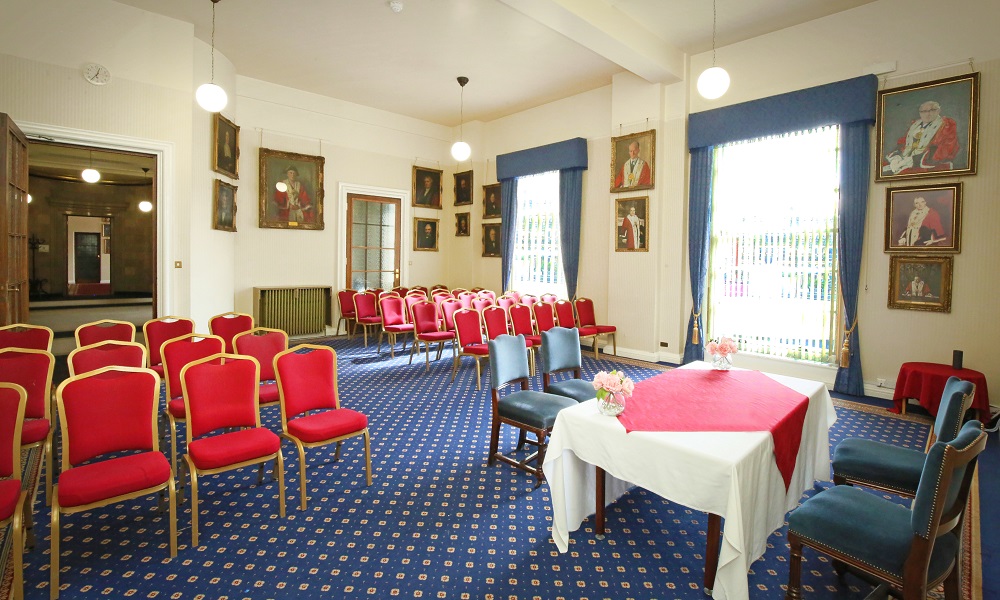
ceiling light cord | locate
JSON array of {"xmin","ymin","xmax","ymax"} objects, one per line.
[
  {"xmin": 712, "ymin": 0, "xmax": 717, "ymax": 67},
  {"xmin": 210, "ymin": 0, "xmax": 216, "ymax": 82}
]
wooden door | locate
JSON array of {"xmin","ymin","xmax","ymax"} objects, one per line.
[
  {"xmin": 346, "ymin": 194, "xmax": 401, "ymax": 290},
  {"xmin": 74, "ymin": 232, "xmax": 101, "ymax": 283},
  {"xmin": 0, "ymin": 114, "xmax": 29, "ymax": 325}
]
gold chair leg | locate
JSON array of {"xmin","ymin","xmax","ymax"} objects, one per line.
[
  {"xmin": 187, "ymin": 458, "xmax": 200, "ymax": 548},
  {"xmin": 44, "ymin": 434, "xmax": 53, "ymax": 507},
  {"xmin": 451, "ymin": 355, "xmax": 460, "ymax": 382},
  {"xmin": 12, "ymin": 491, "xmax": 25, "ymax": 599},
  {"xmin": 364, "ymin": 429, "xmax": 373, "ymax": 486},
  {"xmin": 276, "ymin": 450, "xmax": 286, "ymax": 518},
  {"xmin": 295, "ymin": 441, "xmax": 308, "ymax": 511},
  {"xmin": 593, "ymin": 336, "xmax": 599, "ymax": 360},
  {"xmin": 50, "ymin": 490, "xmax": 60, "ymax": 600},
  {"xmin": 425, "ymin": 341, "xmax": 431, "ymax": 372},
  {"xmin": 475, "ymin": 358, "xmax": 482, "ymax": 390},
  {"xmin": 167, "ymin": 478, "xmax": 177, "ymax": 558},
  {"xmin": 612, "ymin": 333, "xmax": 617, "ymax": 356}
]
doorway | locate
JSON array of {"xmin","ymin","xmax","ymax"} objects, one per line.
[
  {"xmin": 346, "ymin": 193, "xmax": 401, "ymax": 290},
  {"xmin": 73, "ymin": 232, "xmax": 101, "ymax": 283}
]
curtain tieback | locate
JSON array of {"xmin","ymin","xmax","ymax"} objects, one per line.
[
  {"xmin": 691, "ymin": 309, "xmax": 702, "ymax": 345},
  {"xmin": 839, "ymin": 317, "xmax": 859, "ymax": 368}
]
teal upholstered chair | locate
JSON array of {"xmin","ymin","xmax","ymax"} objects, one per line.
[
  {"xmin": 786, "ymin": 420, "xmax": 986, "ymax": 599},
  {"xmin": 487, "ymin": 334, "xmax": 576, "ymax": 488},
  {"xmin": 832, "ymin": 376, "xmax": 973, "ymax": 497},
  {"xmin": 540, "ymin": 327, "xmax": 596, "ymax": 403}
]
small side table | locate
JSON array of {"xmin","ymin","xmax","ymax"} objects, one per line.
[{"xmin": 892, "ymin": 362, "xmax": 990, "ymax": 419}]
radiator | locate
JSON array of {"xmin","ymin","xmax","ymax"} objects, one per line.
[{"xmin": 252, "ymin": 286, "xmax": 332, "ymax": 337}]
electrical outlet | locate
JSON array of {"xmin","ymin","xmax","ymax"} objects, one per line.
[{"xmin": 876, "ymin": 378, "xmax": 886, "ymax": 387}]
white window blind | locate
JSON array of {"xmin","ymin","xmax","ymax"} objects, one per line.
[
  {"xmin": 707, "ymin": 126, "xmax": 840, "ymax": 363},
  {"xmin": 510, "ymin": 171, "xmax": 567, "ymax": 298}
]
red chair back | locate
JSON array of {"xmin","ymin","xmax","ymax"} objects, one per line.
[
  {"xmin": 233, "ymin": 327, "xmax": 289, "ymax": 381},
  {"xmin": 451, "ymin": 288, "xmax": 467, "ymax": 296},
  {"xmin": 406, "ymin": 289, "xmax": 427, "ymax": 299},
  {"xmin": 368, "ymin": 288, "xmax": 384, "ymax": 297},
  {"xmin": 575, "ymin": 298, "xmax": 597, "ymax": 327},
  {"xmin": 509, "ymin": 304, "xmax": 535, "ymax": 337},
  {"xmin": 478, "ymin": 290, "xmax": 497, "ymax": 302},
  {"xmin": 379, "ymin": 296, "xmax": 407, "ymax": 327},
  {"xmin": 532, "ymin": 302, "xmax": 557, "ymax": 333},
  {"xmin": 430, "ymin": 284, "xmax": 448, "ymax": 292},
  {"xmin": 0, "ymin": 383, "xmax": 26, "ymax": 479},
  {"xmin": 182, "ymin": 354, "xmax": 260, "ymax": 439},
  {"xmin": 454, "ymin": 309, "xmax": 484, "ymax": 348},
  {"xmin": 0, "ymin": 348, "xmax": 54, "ymax": 421},
  {"xmin": 505, "ymin": 290, "xmax": 522, "ymax": 303},
  {"xmin": 275, "ymin": 345, "xmax": 340, "ymax": 420},
  {"xmin": 540, "ymin": 293, "xmax": 559, "ymax": 304},
  {"xmin": 354, "ymin": 292, "xmax": 378, "ymax": 319},
  {"xmin": 411, "ymin": 286, "xmax": 428, "ymax": 293},
  {"xmin": 209, "ymin": 312, "xmax": 255, "ymax": 354},
  {"xmin": 68, "ymin": 341, "xmax": 147, "ymax": 377},
  {"xmin": 554, "ymin": 300, "xmax": 577, "ymax": 328},
  {"xmin": 471, "ymin": 297, "xmax": 493, "ymax": 313},
  {"xmin": 0, "ymin": 324, "xmax": 53, "ymax": 352},
  {"xmin": 411, "ymin": 301, "xmax": 441, "ymax": 335},
  {"xmin": 391, "ymin": 286, "xmax": 409, "ymax": 296},
  {"xmin": 496, "ymin": 296, "xmax": 517, "ymax": 311},
  {"xmin": 162, "ymin": 334, "xmax": 225, "ymax": 401},
  {"xmin": 520, "ymin": 294, "xmax": 538, "ymax": 307},
  {"xmin": 441, "ymin": 299, "xmax": 462, "ymax": 332},
  {"xmin": 404, "ymin": 294, "xmax": 426, "ymax": 323},
  {"xmin": 482, "ymin": 307, "xmax": 509, "ymax": 341},
  {"xmin": 337, "ymin": 290, "xmax": 358, "ymax": 317},
  {"xmin": 57, "ymin": 367, "xmax": 160, "ymax": 467},
  {"xmin": 143, "ymin": 317, "xmax": 195, "ymax": 368},
  {"xmin": 458, "ymin": 292, "xmax": 477, "ymax": 309},
  {"xmin": 75, "ymin": 319, "xmax": 135, "ymax": 347}
]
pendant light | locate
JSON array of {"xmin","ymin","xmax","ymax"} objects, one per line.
[
  {"xmin": 450, "ymin": 76, "xmax": 471, "ymax": 162},
  {"xmin": 196, "ymin": 0, "xmax": 228, "ymax": 112},
  {"xmin": 138, "ymin": 168, "xmax": 153, "ymax": 212},
  {"xmin": 81, "ymin": 149, "xmax": 101, "ymax": 183},
  {"xmin": 697, "ymin": 0, "xmax": 730, "ymax": 100}
]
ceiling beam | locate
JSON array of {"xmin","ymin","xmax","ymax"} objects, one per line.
[{"xmin": 498, "ymin": 0, "xmax": 685, "ymax": 85}]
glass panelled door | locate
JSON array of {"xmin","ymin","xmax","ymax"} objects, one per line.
[{"xmin": 347, "ymin": 194, "xmax": 401, "ymax": 291}]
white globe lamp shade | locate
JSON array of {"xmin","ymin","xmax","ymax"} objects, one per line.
[
  {"xmin": 451, "ymin": 141, "xmax": 471, "ymax": 162},
  {"xmin": 196, "ymin": 82, "xmax": 228, "ymax": 112},
  {"xmin": 81, "ymin": 168, "xmax": 101, "ymax": 183},
  {"xmin": 138, "ymin": 201, "xmax": 153, "ymax": 213},
  {"xmin": 26, "ymin": 194, "xmax": 32, "ymax": 204},
  {"xmin": 697, "ymin": 67, "xmax": 730, "ymax": 100}
]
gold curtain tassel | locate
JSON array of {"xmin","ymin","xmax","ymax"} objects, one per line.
[
  {"xmin": 839, "ymin": 339, "xmax": 851, "ymax": 368},
  {"xmin": 692, "ymin": 322, "xmax": 700, "ymax": 345}
]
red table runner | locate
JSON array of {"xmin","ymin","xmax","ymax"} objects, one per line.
[{"xmin": 617, "ymin": 369, "xmax": 809, "ymax": 489}]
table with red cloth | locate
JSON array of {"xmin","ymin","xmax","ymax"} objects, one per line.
[
  {"xmin": 543, "ymin": 362, "xmax": 836, "ymax": 600},
  {"xmin": 892, "ymin": 361, "xmax": 990, "ymax": 418}
]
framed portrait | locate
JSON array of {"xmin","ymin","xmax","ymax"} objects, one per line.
[
  {"xmin": 483, "ymin": 183, "xmax": 501, "ymax": 220},
  {"xmin": 258, "ymin": 148, "xmax": 324, "ymax": 230},
  {"xmin": 454, "ymin": 170, "xmax": 473, "ymax": 206},
  {"xmin": 610, "ymin": 129, "xmax": 655, "ymax": 193},
  {"xmin": 888, "ymin": 255, "xmax": 952, "ymax": 313},
  {"xmin": 102, "ymin": 224, "xmax": 111, "ymax": 237},
  {"xmin": 414, "ymin": 218, "xmax": 439, "ymax": 251},
  {"xmin": 413, "ymin": 166, "xmax": 443, "ymax": 209},
  {"xmin": 455, "ymin": 212, "xmax": 470, "ymax": 237},
  {"xmin": 213, "ymin": 179, "xmax": 238, "ymax": 233},
  {"xmin": 875, "ymin": 72, "xmax": 979, "ymax": 182},
  {"xmin": 212, "ymin": 113, "xmax": 240, "ymax": 179},
  {"xmin": 884, "ymin": 183, "xmax": 961, "ymax": 253},
  {"xmin": 615, "ymin": 196, "xmax": 648, "ymax": 252},
  {"xmin": 482, "ymin": 223, "xmax": 501, "ymax": 257}
]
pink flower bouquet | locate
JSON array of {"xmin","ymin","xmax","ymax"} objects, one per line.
[
  {"xmin": 706, "ymin": 337, "xmax": 739, "ymax": 358},
  {"xmin": 591, "ymin": 370, "xmax": 634, "ymax": 416}
]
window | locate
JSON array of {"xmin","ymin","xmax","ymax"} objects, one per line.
[
  {"xmin": 706, "ymin": 126, "xmax": 840, "ymax": 363},
  {"xmin": 510, "ymin": 171, "xmax": 567, "ymax": 298}
]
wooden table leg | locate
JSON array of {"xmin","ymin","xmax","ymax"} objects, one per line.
[
  {"xmin": 704, "ymin": 512, "xmax": 721, "ymax": 595},
  {"xmin": 595, "ymin": 466, "xmax": 606, "ymax": 539}
]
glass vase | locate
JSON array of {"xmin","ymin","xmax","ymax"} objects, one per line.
[
  {"xmin": 597, "ymin": 391, "xmax": 626, "ymax": 416},
  {"xmin": 712, "ymin": 354, "xmax": 733, "ymax": 371}
]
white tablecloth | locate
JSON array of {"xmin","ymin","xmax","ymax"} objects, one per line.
[{"xmin": 542, "ymin": 363, "xmax": 836, "ymax": 600}]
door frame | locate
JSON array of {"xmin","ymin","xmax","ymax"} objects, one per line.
[
  {"xmin": 337, "ymin": 182, "xmax": 411, "ymax": 292},
  {"xmin": 20, "ymin": 122, "xmax": 173, "ymax": 317}
]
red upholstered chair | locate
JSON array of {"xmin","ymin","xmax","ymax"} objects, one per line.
[
  {"xmin": 52, "ymin": 366, "xmax": 176, "ymax": 597},
  {"xmin": 208, "ymin": 311, "xmax": 255, "ymax": 353},
  {"xmin": 142, "ymin": 316, "xmax": 195, "ymax": 377},
  {"xmin": 74, "ymin": 319, "xmax": 136, "ymax": 347},
  {"xmin": 520, "ymin": 294, "xmax": 539, "ymax": 308},
  {"xmin": 0, "ymin": 323, "xmax": 53, "ymax": 352},
  {"xmin": 440, "ymin": 298, "xmax": 462, "ymax": 333},
  {"xmin": 409, "ymin": 301, "xmax": 456, "ymax": 371},
  {"xmin": 540, "ymin": 293, "xmax": 559, "ymax": 304},
  {"xmin": 451, "ymin": 309, "xmax": 490, "ymax": 390},
  {"xmin": 504, "ymin": 290, "xmax": 522, "ymax": 304},
  {"xmin": 368, "ymin": 288, "xmax": 384, "ymax": 298},
  {"xmin": 532, "ymin": 301, "xmax": 558, "ymax": 335},
  {"xmin": 275, "ymin": 345, "xmax": 372, "ymax": 509},
  {"xmin": 391, "ymin": 286, "xmax": 408, "ymax": 296},
  {"xmin": 478, "ymin": 290, "xmax": 497, "ymax": 303},
  {"xmin": 161, "ymin": 334, "xmax": 225, "ymax": 476},
  {"xmin": 485, "ymin": 306, "xmax": 535, "ymax": 375},
  {"xmin": 0, "ymin": 348, "xmax": 55, "ymax": 507},
  {"xmin": 336, "ymin": 289, "xmax": 358, "ymax": 338},
  {"xmin": 496, "ymin": 295, "xmax": 517, "ymax": 312},
  {"xmin": 470, "ymin": 287, "xmax": 484, "ymax": 293},
  {"xmin": 180, "ymin": 354, "xmax": 285, "ymax": 546},
  {"xmin": 353, "ymin": 292, "xmax": 382, "ymax": 347},
  {"xmin": 575, "ymin": 297, "xmax": 617, "ymax": 359},
  {"xmin": 471, "ymin": 296, "xmax": 494, "ymax": 313},
  {"xmin": 555, "ymin": 300, "xmax": 599, "ymax": 355},
  {"xmin": 403, "ymin": 294, "xmax": 426, "ymax": 324},
  {"xmin": 406, "ymin": 289, "xmax": 428, "ymax": 299},
  {"xmin": 457, "ymin": 291, "xmax": 477, "ymax": 310},
  {"xmin": 67, "ymin": 340, "xmax": 147, "ymax": 376},
  {"xmin": 0, "ymin": 383, "xmax": 27, "ymax": 600},
  {"xmin": 233, "ymin": 327, "xmax": 289, "ymax": 407},
  {"xmin": 509, "ymin": 304, "xmax": 542, "ymax": 374},
  {"xmin": 377, "ymin": 291, "xmax": 399, "ymax": 316},
  {"xmin": 378, "ymin": 296, "xmax": 414, "ymax": 357},
  {"xmin": 451, "ymin": 288, "xmax": 467, "ymax": 296},
  {"xmin": 410, "ymin": 285, "xmax": 428, "ymax": 294},
  {"xmin": 430, "ymin": 284, "xmax": 448, "ymax": 292}
]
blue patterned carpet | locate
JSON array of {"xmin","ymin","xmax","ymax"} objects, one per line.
[{"xmin": 9, "ymin": 336, "xmax": 950, "ymax": 599}]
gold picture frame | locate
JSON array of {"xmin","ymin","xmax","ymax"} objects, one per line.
[
  {"xmin": 482, "ymin": 223, "xmax": 501, "ymax": 257},
  {"xmin": 884, "ymin": 183, "xmax": 961, "ymax": 253},
  {"xmin": 455, "ymin": 170, "xmax": 473, "ymax": 206},
  {"xmin": 483, "ymin": 183, "xmax": 501, "ymax": 219},
  {"xmin": 258, "ymin": 148, "xmax": 324, "ymax": 230},
  {"xmin": 610, "ymin": 129, "xmax": 655, "ymax": 193},
  {"xmin": 615, "ymin": 196, "xmax": 648, "ymax": 252},
  {"xmin": 212, "ymin": 113, "xmax": 239, "ymax": 179},
  {"xmin": 888, "ymin": 255, "xmax": 952, "ymax": 313},
  {"xmin": 213, "ymin": 179, "xmax": 237, "ymax": 233},
  {"xmin": 413, "ymin": 166, "xmax": 443, "ymax": 209},
  {"xmin": 414, "ymin": 217, "xmax": 439, "ymax": 251}
]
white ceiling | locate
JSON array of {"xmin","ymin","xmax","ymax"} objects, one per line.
[{"xmin": 113, "ymin": 0, "xmax": 875, "ymax": 126}]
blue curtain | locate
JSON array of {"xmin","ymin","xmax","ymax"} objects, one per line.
[
  {"xmin": 500, "ymin": 179, "xmax": 518, "ymax": 291},
  {"xmin": 834, "ymin": 121, "xmax": 871, "ymax": 395},
  {"xmin": 559, "ymin": 169, "xmax": 583, "ymax": 299},
  {"xmin": 682, "ymin": 146, "xmax": 714, "ymax": 364}
]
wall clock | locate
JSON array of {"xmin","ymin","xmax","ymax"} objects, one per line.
[{"xmin": 83, "ymin": 63, "xmax": 112, "ymax": 86}]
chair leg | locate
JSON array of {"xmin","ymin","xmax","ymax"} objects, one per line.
[
  {"xmin": 408, "ymin": 338, "xmax": 418, "ymax": 365},
  {"xmin": 451, "ymin": 355, "xmax": 460, "ymax": 382},
  {"xmin": 425, "ymin": 341, "xmax": 431, "ymax": 372},
  {"xmin": 276, "ymin": 450, "xmax": 286, "ymax": 518},
  {"xmin": 12, "ymin": 491, "xmax": 25, "ymax": 600},
  {"xmin": 45, "ymin": 435, "xmax": 53, "ymax": 507},
  {"xmin": 256, "ymin": 462, "xmax": 265, "ymax": 486},
  {"xmin": 786, "ymin": 534, "xmax": 803, "ymax": 599},
  {"xmin": 362, "ymin": 325, "xmax": 369, "ymax": 347},
  {"xmin": 377, "ymin": 331, "xmax": 384, "ymax": 354},
  {"xmin": 363, "ymin": 429, "xmax": 373, "ymax": 486},
  {"xmin": 612, "ymin": 333, "xmax": 617, "ymax": 356},
  {"xmin": 294, "ymin": 441, "xmax": 308, "ymax": 511},
  {"xmin": 943, "ymin": 564, "xmax": 961, "ymax": 600},
  {"xmin": 474, "ymin": 358, "xmax": 482, "ymax": 390},
  {"xmin": 50, "ymin": 492, "xmax": 60, "ymax": 600},
  {"xmin": 23, "ymin": 488, "xmax": 35, "ymax": 549},
  {"xmin": 488, "ymin": 415, "xmax": 501, "ymax": 465},
  {"xmin": 516, "ymin": 429, "xmax": 528, "ymax": 451},
  {"xmin": 188, "ymin": 458, "xmax": 200, "ymax": 547},
  {"xmin": 533, "ymin": 427, "xmax": 548, "ymax": 488},
  {"xmin": 335, "ymin": 440, "xmax": 343, "ymax": 461},
  {"xmin": 593, "ymin": 336, "xmax": 600, "ymax": 360},
  {"xmin": 167, "ymin": 478, "xmax": 177, "ymax": 558}
]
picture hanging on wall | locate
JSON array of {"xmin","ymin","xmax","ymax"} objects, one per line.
[
  {"xmin": 413, "ymin": 166, "xmax": 443, "ymax": 209},
  {"xmin": 615, "ymin": 196, "xmax": 648, "ymax": 252},
  {"xmin": 258, "ymin": 148, "xmax": 324, "ymax": 230},
  {"xmin": 455, "ymin": 212, "xmax": 470, "ymax": 237},
  {"xmin": 482, "ymin": 223, "xmax": 501, "ymax": 257},
  {"xmin": 482, "ymin": 183, "xmax": 501, "ymax": 219},
  {"xmin": 875, "ymin": 72, "xmax": 979, "ymax": 182},
  {"xmin": 455, "ymin": 170, "xmax": 473, "ymax": 206},
  {"xmin": 414, "ymin": 217, "xmax": 439, "ymax": 251},
  {"xmin": 610, "ymin": 129, "xmax": 655, "ymax": 193},
  {"xmin": 887, "ymin": 255, "xmax": 952, "ymax": 313},
  {"xmin": 212, "ymin": 113, "xmax": 240, "ymax": 179},
  {"xmin": 884, "ymin": 183, "xmax": 961, "ymax": 253},
  {"xmin": 213, "ymin": 179, "xmax": 237, "ymax": 233}
]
